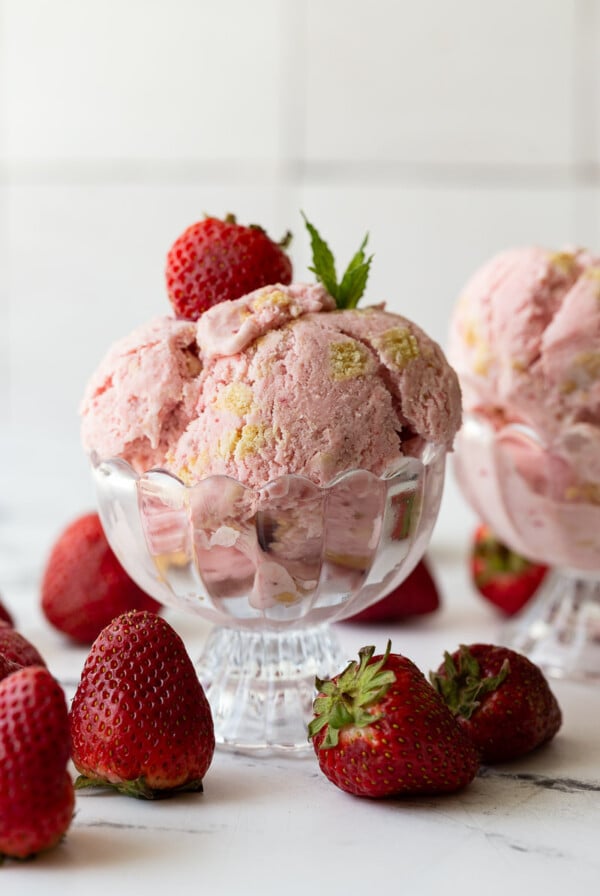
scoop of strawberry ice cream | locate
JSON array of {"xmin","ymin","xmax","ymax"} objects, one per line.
[
  {"xmin": 449, "ymin": 246, "xmax": 600, "ymax": 568},
  {"xmin": 82, "ymin": 283, "xmax": 461, "ymax": 486},
  {"xmin": 80, "ymin": 316, "xmax": 201, "ymax": 471},
  {"xmin": 449, "ymin": 247, "xmax": 600, "ymax": 435}
]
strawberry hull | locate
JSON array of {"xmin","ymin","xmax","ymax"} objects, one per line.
[{"xmin": 470, "ymin": 524, "xmax": 548, "ymax": 617}]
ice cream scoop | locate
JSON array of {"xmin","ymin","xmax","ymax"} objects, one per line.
[{"xmin": 82, "ymin": 282, "xmax": 461, "ymax": 488}]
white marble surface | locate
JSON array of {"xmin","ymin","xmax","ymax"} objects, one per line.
[{"xmin": 1, "ymin": 434, "xmax": 599, "ymax": 894}]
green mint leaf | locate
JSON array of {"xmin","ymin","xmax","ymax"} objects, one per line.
[
  {"xmin": 302, "ymin": 212, "xmax": 338, "ymax": 298},
  {"xmin": 302, "ymin": 212, "xmax": 372, "ymax": 308},
  {"xmin": 338, "ymin": 259, "xmax": 372, "ymax": 308}
]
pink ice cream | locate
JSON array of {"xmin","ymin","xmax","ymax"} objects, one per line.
[
  {"xmin": 449, "ymin": 247, "xmax": 600, "ymax": 569},
  {"xmin": 82, "ymin": 282, "xmax": 461, "ymax": 488}
]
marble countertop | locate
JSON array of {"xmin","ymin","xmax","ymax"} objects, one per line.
[{"xmin": 1, "ymin": 432, "xmax": 599, "ymax": 894}]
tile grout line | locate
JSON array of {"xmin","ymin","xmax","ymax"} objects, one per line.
[{"xmin": 1, "ymin": 158, "xmax": 599, "ymax": 189}]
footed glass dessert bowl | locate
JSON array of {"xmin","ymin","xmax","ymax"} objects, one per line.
[
  {"xmin": 91, "ymin": 443, "xmax": 446, "ymax": 754},
  {"xmin": 454, "ymin": 416, "xmax": 600, "ymax": 682}
]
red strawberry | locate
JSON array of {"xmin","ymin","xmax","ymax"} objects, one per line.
[
  {"xmin": 308, "ymin": 642, "xmax": 479, "ymax": 798},
  {"xmin": 41, "ymin": 512, "xmax": 161, "ymax": 645},
  {"xmin": 70, "ymin": 610, "xmax": 215, "ymax": 799},
  {"xmin": 166, "ymin": 214, "xmax": 292, "ymax": 321},
  {"xmin": 0, "ymin": 666, "xmax": 74, "ymax": 860},
  {"xmin": 471, "ymin": 523, "xmax": 548, "ymax": 616},
  {"xmin": 342, "ymin": 557, "xmax": 440, "ymax": 624},
  {"xmin": 430, "ymin": 643, "xmax": 562, "ymax": 763},
  {"xmin": 0, "ymin": 621, "xmax": 46, "ymax": 667},
  {"xmin": 0, "ymin": 597, "xmax": 14, "ymax": 627}
]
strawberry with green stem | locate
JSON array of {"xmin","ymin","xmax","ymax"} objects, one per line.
[
  {"xmin": 430, "ymin": 643, "xmax": 562, "ymax": 763},
  {"xmin": 309, "ymin": 641, "xmax": 479, "ymax": 797}
]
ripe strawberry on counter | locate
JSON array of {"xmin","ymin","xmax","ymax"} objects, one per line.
[
  {"xmin": 0, "ymin": 666, "xmax": 74, "ymax": 860},
  {"xmin": 430, "ymin": 643, "xmax": 562, "ymax": 763},
  {"xmin": 70, "ymin": 610, "xmax": 215, "ymax": 799},
  {"xmin": 470, "ymin": 523, "xmax": 548, "ymax": 616},
  {"xmin": 41, "ymin": 512, "xmax": 161, "ymax": 645},
  {"xmin": 308, "ymin": 642, "xmax": 480, "ymax": 797},
  {"xmin": 166, "ymin": 214, "xmax": 293, "ymax": 321},
  {"xmin": 341, "ymin": 557, "xmax": 440, "ymax": 624}
]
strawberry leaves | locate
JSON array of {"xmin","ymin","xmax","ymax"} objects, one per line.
[
  {"xmin": 309, "ymin": 642, "xmax": 396, "ymax": 748},
  {"xmin": 430, "ymin": 645, "xmax": 510, "ymax": 721},
  {"xmin": 303, "ymin": 213, "xmax": 372, "ymax": 309}
]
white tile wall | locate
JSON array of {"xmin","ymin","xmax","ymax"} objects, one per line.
[
  {"xmin": 2, "ymin": 0, "xmax": 288, "ymax": 163},
  {"xmin": 1, "ymin": 0, "xmax": 600, "ymax": 551},
  {"xmin": 304, "ymin": 0, "xmax": 577, "ymax": 167}
]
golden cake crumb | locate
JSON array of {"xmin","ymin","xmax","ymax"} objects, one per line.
[
  {"xmin": 374, "ymin": 327, "xmax": 420, "ymax": 370},
  {"xmin": 463, "ymin": 320, "xmax": 478, "ymax": 348},
  {"xmin": 176, "ymin": 451, "xmax": 208, "ymax": 483},
  {"xmin": 568, "ymin": 351, "xmax": 600, "ymax": 387},
  {"xmin": 274, "ymin": 591, "xmax": 299, "ymax": 605},
  {"xmin": 549, "ymin": 251, "xmax": 577, "ymax": 275},
  {"xmin": 329, "ymin": 340, "xmax": 370, "ymax": 380},
  {"xmin": 565, "ymin": 483, "xmax": 600, "ymax": 504},
  {"xmin": 235, "ymin": 424, "xmax": 272, "ymax": 459},
  {"xmin": 214, "ymin": 382, "xmax": 255, "ymax": 415}
]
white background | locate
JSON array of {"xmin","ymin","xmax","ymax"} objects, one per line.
[{"xmin": 1, "ymin": 0, "xmax": 600, "ymax": 564}]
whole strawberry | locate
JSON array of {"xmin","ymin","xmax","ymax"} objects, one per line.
[
  {"xmin": 471, "ymin": 523, "xmax": 548, "ymax": 616},
  {"xmin": 0, "ymin": 621, "xmax": 46, "ymax": 667},
  {"xmin": 41, "ymin": 512, "xmax": 161, "ymax": 645},
  {"xmin": 309, "ymin": 642, "xmax": 479, "ymax": 798},
  {"xmin": 430, "ymin": 643, "xmax": 562, "ymax": 763},
  {"xmin": 342, "ymin": 558, "xmax": 440, "ymax": 624},
  {"xmin": 166, "ymin": 214, "xmax": 293, "ymax": 321},
  {"xmin": 0, "ymin": 666, "xmax": 74, "ymax": 860},
  {"xmin": 70, "ymin": 610, "xmax": 215, "ymax": 799}
]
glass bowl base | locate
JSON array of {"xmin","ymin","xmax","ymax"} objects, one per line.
[
  {"xmin": 195, "ymin": 624, "xmax": 344, "ymax": 755},
  {"xmin": 501, "ymin": 569, "xmax": 600, "ymax": 682}
]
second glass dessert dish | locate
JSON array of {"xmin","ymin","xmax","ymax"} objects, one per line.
[
  {"xmin": 92, "ymin": 443, "xmax": 446, "ymax": 754},
  {"xmin": 448, "ymin": 244, "xmax": 600, "ymax": 682},
  {"xmin": 454, "ymin": 416, "xmax": 600, "ymax": 682}
]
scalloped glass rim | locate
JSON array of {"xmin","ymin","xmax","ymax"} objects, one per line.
[
  {"xmin": 90, "ymin": 443, "xmax": 446, "ymax": 630},
  {"xmin": 89, "ymin": 440, "xmax": 444, "ymax": 490}
]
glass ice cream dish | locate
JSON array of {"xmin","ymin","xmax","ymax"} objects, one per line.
[
  {"xmin": 450, "ymin": 246, "xmax": 600, "ymax": 682},
  {"xmin": 81, "ymin": 222, "xmax": 461, "ymax": 753},
  {"xmin": 91, "ymin": 443, "xmax": 446, "ymax": 754}
]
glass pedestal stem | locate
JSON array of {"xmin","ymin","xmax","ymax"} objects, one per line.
[{"xmin": 195, "ymin": 624, "xmax": 344, "ymax": 755}]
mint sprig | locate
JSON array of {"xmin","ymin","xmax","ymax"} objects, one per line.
[{"xmin": 302, "ymin": 213, "xmax": 372, "ymax": 309}]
